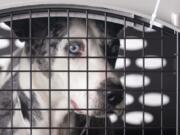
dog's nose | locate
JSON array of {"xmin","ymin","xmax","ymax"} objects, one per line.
[
  {"xmin": 107, "ymin": 80, "xmax": 123, "ymax": 107},
  {"xmin": 101, "ymin": 78, "xmax": 124, "ymax": 107},
  {"xmin": 107, "ymin": 89, "xmax": 123, "ymax": 106}
]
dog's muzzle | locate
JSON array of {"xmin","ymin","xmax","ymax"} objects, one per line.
[{"xmin": 99, "ymin": 78, "xmax": 124, "ymax": 115}]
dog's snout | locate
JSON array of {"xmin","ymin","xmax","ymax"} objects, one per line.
[
  {"xmin": 107, "ymin": 89, "xmax": 123, "ymax": 106},
  {"xmin": 99, "ymin": 78, "xmax": 124, "ymax": 107},
  {"xmin": 106, "ymin": 80, "xmax": 123, "ymax": 106}
]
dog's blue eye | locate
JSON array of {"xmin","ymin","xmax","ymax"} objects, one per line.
[{"xmin": 69, "ymin": 43, "xmax": 80, "ymax": 54}]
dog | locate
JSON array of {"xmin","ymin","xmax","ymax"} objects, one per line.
[{"xmin": 0, "ymin": 17, "xmax": 124, "ymax": 135}]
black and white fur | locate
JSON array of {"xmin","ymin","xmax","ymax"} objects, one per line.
[{"xmin": 0, "ymin": 18, "xmax": 123, "ymax": 135}]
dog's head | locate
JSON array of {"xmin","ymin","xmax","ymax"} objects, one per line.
[{"xmin": 7, "ymin": 18, "xmax": 124, "ymax": 117}]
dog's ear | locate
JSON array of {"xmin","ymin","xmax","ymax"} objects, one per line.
[
  {"xmin": 5, "ymin": 19, "xmax": 30, "ymax": 41},
  {"xmin": 106, "ymin": 22, "xmax": 123, "ymax": 68},
  {"xmin": 5, "ymin": 18, "xmax": 66, "ymax": 56},
  {"xmin": 5, "ymin": 17, "xmax": 67, "ymax": 39},
  {"xmin": 107, "ymin": 38, "xmax": 120, "ymax": 67},
  {"xmin": 5, "ymin": 18, "xmax": 49, "ymax": 56},
  {"xmin": 106, "ymin": 22, "xmax": 123, "ymax": 38},
  {"xmin": 5, "ymin": 18, "xmax": 48, "ymax": 40},
  {"xmin": 96, "ymin": 21, "xmax": 123, "ymax": 68}
]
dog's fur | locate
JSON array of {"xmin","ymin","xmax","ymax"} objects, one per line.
[{"xmin": 0, "ymin": 18, "xmax": 123, "ymax": 135}]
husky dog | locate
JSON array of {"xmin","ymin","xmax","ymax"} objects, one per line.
[{"xmin": 0, "ymin": 18, "xmax": 123, "ymax": 135}]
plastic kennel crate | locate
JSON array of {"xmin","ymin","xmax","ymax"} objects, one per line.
[{"xmin": 0, "ymin": 1, "xmax": 179, "ymax": 135}]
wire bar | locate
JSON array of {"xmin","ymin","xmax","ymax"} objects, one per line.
[{"xmin": 0, "ymin": 6, "xmax": 178, "ymax": 135}]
